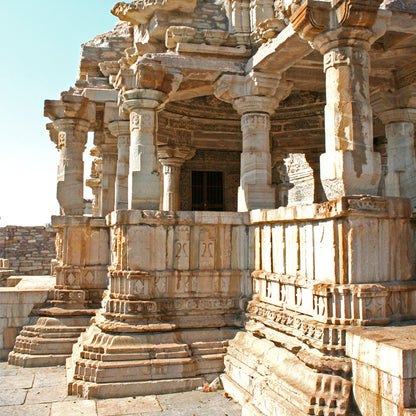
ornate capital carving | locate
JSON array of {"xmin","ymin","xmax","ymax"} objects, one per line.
[
  {"xmin": 372, "ymin": 86, "xmax": 416, "ymax": 124},
  {"xmin": 158, "ymin": 144, "xmax": 196, "ymax": 165},
  {"xmin": 44, "ymin": 93, "xmax": 96, "ymax": 123},
  {"xmin": 116, "ymin": 59, "xmax": 182, "ymax": 99},
  {"xmin": 122, "ymin": 89, "xmax": 168, "ymax": 113},
  {"xmin": 108, "ymin": 120, "xmax": 131, "ymax": 138},
  {"xmin": 323, "ymin": 43, "xmax": 370, "ymax": 72},
  {"xmin": 214, "ymin": 71, "xmax": 292, "ymax": 115},
  {"xmin": 291, "ymin": 0, "xmax": 385, "ymax": 43},
  {"xmin": 290, "ymin": 0, "xmax": 330, "ymax": 41}
]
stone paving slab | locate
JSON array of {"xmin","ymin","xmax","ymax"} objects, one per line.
[{"xmin": 0, "ymin": 363, "xmax": 242, "ymax": 415}]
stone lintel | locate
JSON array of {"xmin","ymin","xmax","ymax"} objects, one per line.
[
  {"xmin": 246, "ymin": 24, "xmax": 313, "ymax": 74},
  {"xmin": 106, "ymin": 210, "xmax": 249, "ymax": 227},
  {"xmin": 51, "ymin": 215, "xmax": 107, "ymax": 229},
  {"xmin": 82, "ymin": 88, "xmax": 118, "ymax": 103},
  {"xmin": 249, "ymin": 195, "xmax": 412, "ymax": 224}
]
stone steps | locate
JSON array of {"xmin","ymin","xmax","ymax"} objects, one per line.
[{"xmin": 8, "ymin": 308, "xmax": 98, "ymax": 367}]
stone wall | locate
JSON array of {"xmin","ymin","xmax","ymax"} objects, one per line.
[{"xmin": 0, "ymin": 226, "xmax": 56, "ymax": 275}]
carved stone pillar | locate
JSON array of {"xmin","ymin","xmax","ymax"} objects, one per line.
[
  {"xmin": 372, "ymin": 87, "xmax": 416, "ymax": 209},
  {"xmin": 54, "ymin": 119, "xmax": 90, "ymax": 215},
  {"xmin": 99, "ymin": 138, "xmax": 118, "ymax": 217},
  {"xmin": 158, "ymin": 145, "xmax": 196, "ymax": 211},
  {"xmin": 122, "ymin": 89, "xmax": 167, "ymax": 210},
  {"xmin": 305, "ymin": 152, "xmax": 326, "ymax": 203},
  {"xmin": 45, "ymin": 94, "xmax": 95, "ymax": 215},
  {"xmin": 108, "ymin": 120, "xmax": 130, "ymax": 211},
  {"xmin": 318, "ymin": 30, "xmax": 381, "ymax": 199},
  {"xmin": 215, "ymin": 71, "xmax": 292, "ymax": 211},
  {"xmin": 231, "ymin": 0, "xmax": 251, "ymax": 44},
  {"xmin": 291, "ymin": 0, "xmax": 386, "ymax": 200},
  {"xmin": 86, "ymin": 148, "xmax": 102, "ymax": 217},
  {"xmin": 236, "ymin": 102, "xmax": 276, "ymax": 211}
]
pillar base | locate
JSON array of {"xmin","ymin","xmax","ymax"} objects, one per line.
[
  {"xmin": 320, "ymin": 150, "xmax": 381, "ymax": 201},
  {"xmin": 238, "ymin": 184, "xmax": 276, "ymax": 212},
  {"xmin": 67, "ymin": 320, "xmax": 239, "ymax": 398}
]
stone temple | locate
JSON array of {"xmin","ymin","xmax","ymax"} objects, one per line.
[{"xmin": 3, "ymin": 0, "xmax": 416, "ymax": 414}]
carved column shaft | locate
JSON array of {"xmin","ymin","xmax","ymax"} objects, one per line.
[
  {"xmin": 160, "ymin": 162, "xmax": 182, "ymax": 211},
  {"xmin": 128, "ymin": 107, "xmax": 160, "ymax": 209},
  {"xmin": 373, "ymin": 89, "xmax": 416, "ymax": 210},
  {"xmin": 385, "ymin": 122, "xmax": 416, "ymax": 199},
  {"xmin": 54, "ymin": 119, "xmax": 89, "ymax": 215},
  {"xmin": 158, "ymin": 145, "xmax": 195, "ymax": 211},
  {"xmin": 100, "ymin": 143, "xmax": 118, "ymax": 217},
  {"xmin": 249, "ymin": 0, "xmax": 274, "ymax": 30},
  {"xmin": 240, "ymin": 113, "xmax": 272, "ymax": 186},
  {"xmin": 316, "ymin": 30, "xmax": 381, "ymax": 199},
  {"xmin": 235, "ymin": 96, "xmax": 279, "ymax": 211},
  {"xmin": 113, "ymin": 125, "xmax": 131, "ymax": 211},
  {"xmin": 231, "ymin": 0, "xmax": 251, "ymax": 43}
]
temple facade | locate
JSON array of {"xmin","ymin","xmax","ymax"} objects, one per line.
[{"xmin": 7, "ymin": 1, "xmax": 416, "ymax": 415}]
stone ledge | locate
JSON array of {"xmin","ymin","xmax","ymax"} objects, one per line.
[{"xmin": 250, "ymin": 196, "xmax": 412, "ymax": 224}]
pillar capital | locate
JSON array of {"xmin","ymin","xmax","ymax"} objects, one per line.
[
  {"xmin": 122, "ymin": 89, "xmax": 169, "ymax": 113},
  {"xmin": 372, "ymin": 86, "xmax": 416, "ymax": 124},
  {"xmin": 157, "ymin": 144, "xmax": 196, "ymax": 164},
  {"xmin": 290, "ymin": 0, "xmax": 386, "ymax": 44},
  {"xmin": 214, "ymin": 70, "xmax": 292, "ymax": 114},
  {"xmin": 116, "ymin": 59, "xmax": 182, "ymax": 102},
  {"xmin": 44, "ymin": 93, "xmax": 96, "ymax": 124},
  {"xmin": 158, "ymin": 144, "xmax": 195, "ymax": 211},
  {"xmin": 108, "ymin": 120, "xmax": 131, "ymax": 138}
]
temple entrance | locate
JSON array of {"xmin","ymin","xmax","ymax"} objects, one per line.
[{"xmin": 191, "ymin": 171, "xmax": 224, "ymax": 211}]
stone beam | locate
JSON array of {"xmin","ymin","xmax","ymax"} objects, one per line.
[
  {"xmin": 246, "ymin": 24, "xmax": 313, "ymax": 74},
  {"xmin": 385, "ymin": 9, "xmax": 416, "ymax": 34}
]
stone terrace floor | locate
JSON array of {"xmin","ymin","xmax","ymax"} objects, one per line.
[{"xmin": 0, "ymin": 362, "xmax": 242, "ymax": 416}]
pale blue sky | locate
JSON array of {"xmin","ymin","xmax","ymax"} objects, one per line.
[{"xmin": 0, "ymin": 0, "xmax": 118, "ymax": 225}]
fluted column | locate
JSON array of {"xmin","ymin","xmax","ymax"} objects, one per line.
[
  {"xmin": 373, "ymin": 87, "xmax": 416, "ymax": 209},
  {"xmin": 158, "ymin": 145, "xmax": 196, "ymax": 211},
  {"xmin": 109, "ymin": 121, "xmax": 130, "ymax": 210}
]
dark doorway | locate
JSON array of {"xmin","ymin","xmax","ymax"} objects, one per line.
[{"xmin": 192, "ymin": 171, "xmax": 224, "ymax": 211}]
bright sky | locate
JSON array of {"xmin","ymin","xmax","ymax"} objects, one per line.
[{"xmin": 0, "ymin": 0, "xmax": 119, "ymax": 226}]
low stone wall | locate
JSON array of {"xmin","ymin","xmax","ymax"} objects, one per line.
[
  {"xmin": 0, "ymin": 226, "xmax": 56, "ymax": 275},
  {"xmin": 0, "ymin": 276, "xmax": 54, "ymax": 360}
]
